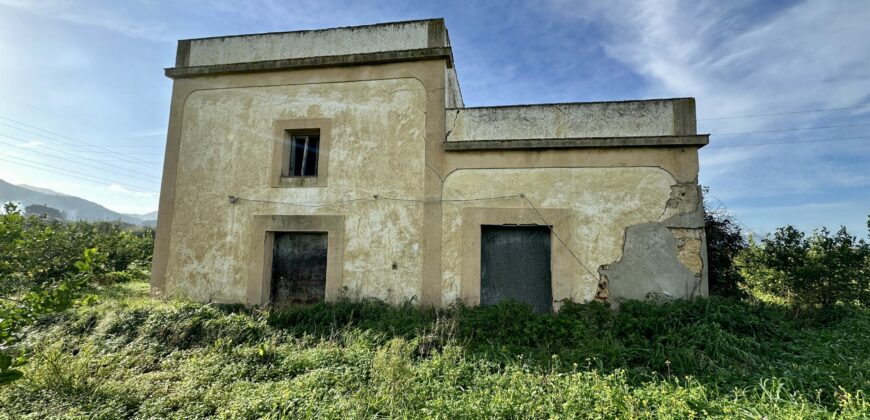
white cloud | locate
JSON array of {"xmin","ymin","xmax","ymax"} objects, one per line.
[
  {"xmin": 547, "ymin": 0, "xmax": 870, "ymax": 125},
  {"xmin": 107, "ymin": 183, "xmax": 157, "ymax": 198},
  {"xmin": 15, "ymin": 140, "xmax": 42, "ymax": 148},
  {"xmin": 0, "ymin": 0, "xmax": 172, "ymax": 42},
  {"xmin": 546, "ymin": 0, "xmax": 870, "ymax": 230},
  {"xmin": 127, "ymin": 128, "xmax": 166, "ymax": 138}
]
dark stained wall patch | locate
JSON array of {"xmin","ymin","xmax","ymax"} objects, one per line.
[{"xmin": 271, "ymin": 232, "xmax": 328, "ymax": 306}]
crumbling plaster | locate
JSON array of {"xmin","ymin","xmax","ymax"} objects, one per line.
[
  {"xmin": 440, "ymin": 167, "xmax": 706, "ymax": 309},
  {"xmin": 161, "ymin": 77, "xmax": 429, "ymax": 304},
  {"xmin": 153, "ymin": 20, "xmax": 708, "ymax": 308}
]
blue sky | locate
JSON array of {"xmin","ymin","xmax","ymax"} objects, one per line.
[{"xmin": 0, "ymin": 0, "xmax": 868, "ymax": 235}]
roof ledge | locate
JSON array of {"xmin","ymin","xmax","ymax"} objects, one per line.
[
  {"xmin": 443, "ymin": 135, "xmax": 709, "ymax": 151},
  {"xmin": 165, "ymin": 47, "xmax": 453, "ymax": 78}
]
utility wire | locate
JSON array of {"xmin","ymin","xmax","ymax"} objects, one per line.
[
  {"xmin": 707, "ymin": 135, "xmax": 870, "ymax": 149},
  {"xmin": 230, "ymin": 196, "xmax": 373, "ymax": 208},
  {"xmin": 230, "ymin": 194, "xmax": 524, "ymax": 207},
  {"xmin": 520, "ymin": 194, "xmax": 598, "ymax": 279},
  {"xmin": 699, "ymin": 104, "xmax": 870, "ymax": 121},
  {"xmin": 0, "ymin": 94, "xmax": 134, "ymax": 138},
  {"xmin": 0, "ymin": 121, "xmax": 165, "ymax": 156},
  {"xmin": 0, "ymin": 117, "xmax": 163, "ymax": 164},
  {"xmin": 710, "ymin": 122, "xmax": 870, "ymax": 136},
  {"xmin": 0, "ymin": 156, "xmax": 157, "ymax": 194},
  {"xmin": 230, "ymin": 193, "xmax": 598, "ymax": 279},
  {"xmin": 0, "ymin": 133, "xmax": 162, "ymax": 182}
]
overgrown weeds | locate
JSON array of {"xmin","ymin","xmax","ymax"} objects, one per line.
[{"xmin": 1, "ymin": 281, "xmax": 867, "ymax": 418}]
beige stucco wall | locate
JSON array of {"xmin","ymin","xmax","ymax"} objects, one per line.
[
  {"xmin": 186, "ymin": 20, "xmax": 435, "ymax": 67},
  {"xmin": 162, "ymin": 77, "xmax": 429, "ymax": 303},
  {"xmin": 446, "ymin": 100, "xmax": 693, "ymax": 142},
  {"xmin": 441, "ymin": 167, "xmax": 679, "ymax": 307},
  {"xmin": 155, "ymin": 40, "xmax": 706, "ymax": 307}
]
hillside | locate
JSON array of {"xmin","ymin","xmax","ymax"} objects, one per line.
[{"xmin": 0, "ymin": 178, "xmax": 155, "ymax": 225}]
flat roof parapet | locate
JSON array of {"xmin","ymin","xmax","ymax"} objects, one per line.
[
  {"xmin": 446, "ymin": 98, "xmax": 700, "ymax": 144},
  {"xmin": 168, "ymin": 19, "xmax": 452, "ymax": 78}
]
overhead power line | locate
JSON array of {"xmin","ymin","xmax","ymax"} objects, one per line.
[
  {"xmin": 706, "ymin": 135, "xmax": 870, "ymax": 149},
  {"xmin": 0, "ymin": 121, "xmax": 163, "ymax": 156},
  {"xmin": 0, "ymin": 153, "xmax": 156, "ymax": 192},
  {"xmin": 699, "ymin": 104, "xmax": 870, "ymax": 121},
  {"xmin": 0, "ymin": 121, "xmax": 165, "ymax": 156},
  {"xmin": 0, "ymin": 156, "xmax": 157, "ymax": 194},
  {"xmin": 711, "ymin": 122, "xmax": 870, "ymax": 136},
  {"xmin": 0, "ymin": 133, "xmax": 162, "ymax": 182},
  {"xmin": 229, "ymin": 193, "xmax": 598, "ymax": 279},
  {"xmin": 0, "ymin": 117, "xmax": 163, "ymax": 164}
]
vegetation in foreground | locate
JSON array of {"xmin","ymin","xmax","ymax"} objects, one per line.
[
  {"xmin": 1, "ymin": 200, "xmax": 869, "ymax": 418},
  {"xmin": 0, "ymin": 281, "xmax": 867, "ymax": 418}
]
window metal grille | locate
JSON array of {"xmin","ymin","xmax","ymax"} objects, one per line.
[{"xmin": 289, "ymin": 134, "xmax": 320, "ymax": 177}]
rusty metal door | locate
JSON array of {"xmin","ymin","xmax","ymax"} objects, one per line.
[
  {"xmin": 481, "ymin": 225, "xmax": 552, "ymax": 313},
  {"xmin": 271, "ymin": 232, "xmax": 328, "ymax": 306}
]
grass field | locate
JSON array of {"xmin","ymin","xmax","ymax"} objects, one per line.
[{"xmin": 1, "ymin": 281, "xmax": 867, "ymax": 418}]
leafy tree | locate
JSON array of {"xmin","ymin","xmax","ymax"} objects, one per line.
[
  {"xmin": 0, "ymin": 246, "xmax": 100, "ymax": 384},
  {"xmin": 736, "ymin": 221, "xmax": 870, "ymax": 312},
  {"xmin": 24, "ymin": 204, "xmax": 65, "ymax": 220},
  {"xmin": 0, "ymin": 203, "xmax": 153, "ymax": 385},
  {"xmin": 702, "ymin": 188, "xmax": 747, "ymax": 297}
]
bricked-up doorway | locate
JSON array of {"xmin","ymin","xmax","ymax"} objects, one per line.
[
  {"xmin": 481, "ymin": 225, "xmax": 552, "ymax": 313},
  {"xmin": 270, "ymin": 232, "xmax": 328, "ymax": 306}
]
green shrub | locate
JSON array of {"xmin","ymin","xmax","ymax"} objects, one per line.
[
  {"xmin": 2, "ymin": 284, "xmax": 867, "ymax": 417},
  {"xmin": 737, "ymin": 223, "xmax": 870, "ymax": 311},
  {"xmin": 703, "ymin": 201, "xmax": 747, "ymax": 297},
  {"xmin": 1, "ymin": 203, "xmax": 154, "ymax": 295},
  {"xmin": 1, "ymin": 203, "xmax": 154, "ymax": 385}
]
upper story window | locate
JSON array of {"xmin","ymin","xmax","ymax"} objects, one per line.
[
  {"xmin": 271, "ymin": 119, "xmax": 330, "ymax": 188},
  {"xmin": 288, "ymin": 134, "xmax": 320, "ymax": 177}
]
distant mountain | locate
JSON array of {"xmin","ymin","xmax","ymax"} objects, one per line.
[
  {"xmin": 0, "ymin": 178, "xmax": 156, "ymax": 226},
  {"xmin": 18, "ymin": 184, "xmax": 69, "ymax": 196},
  {"xmin": 124, "ymin": 210, "xmax": 158, "ymax": 221},
  {"xmin": 123, "ymin": 210, "xmax": 159, "ymax": 227}
]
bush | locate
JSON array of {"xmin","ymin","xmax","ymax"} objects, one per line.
[
  {"xmin": 737, "ymin": 223, "xmax": 870, "ymax": 311},
  {"xmin": 0, "ymin": 203, "xmax": 153, "ymax": 295},
  {"xmin": 702, "ymin": 187, "xmax": 748, "ymax": 297},
  {"xmin": 0, "ymin": 203, "xmax": 154, "ymax": 385},
  {"xmin": 1, "ymin": 285, "xmax": 867, "ymax": 417}
]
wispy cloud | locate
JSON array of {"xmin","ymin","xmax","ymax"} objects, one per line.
[
  {"xmin": 107, "ymin": 183, "xmax": 157, "ymax": 198},
  {"xmin": 0, "ymin": 0, "xmax": 172, "ymax": 42},
  {"xmin": 546, "ymin": 0, "xmax": 870, "ymax": 125},
  {"xmin": 546, "ymin": 0, "xmax": 870, "ymax": 232},
  {"xmin": 15, "ymin": 140, "xmax": 42, "ymax": 148},
  {"xmin": 127, "ymin": 128, "xmax": 166, "ymax": 138}
]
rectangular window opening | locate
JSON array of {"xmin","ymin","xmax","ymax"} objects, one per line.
[{"xmin": 288, "ymin": 134, "xmax": 320, "ymax": 177}]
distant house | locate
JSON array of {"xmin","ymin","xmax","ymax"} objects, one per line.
[{"xmin": 152, "ymin": 19, "xmax": 708, "ymax": 311}]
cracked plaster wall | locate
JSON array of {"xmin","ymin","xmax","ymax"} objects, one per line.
[
  {"xmin": 441, "ymin": 167, "xmax": 706, "ymax": 308},
  {"xmin": 446, "ymin": 100, "xmax": 678, "ymax": 142},
  {"xmin": 163, "ymin": 77, "xmax": 428, "ymax": 304},
  {"xmin": 598, "ymin": 182, "xmax": 707, "ymax": 303}
]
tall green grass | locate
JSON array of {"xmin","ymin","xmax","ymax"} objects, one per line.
[{"xmin": 1, "ymin": 281, "xmax": 867, "ymax": 418}]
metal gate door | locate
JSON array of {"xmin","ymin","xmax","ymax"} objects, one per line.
[
  {"xmin": 481, "ymin": 225, "xmax": 552, "ymax": 313},
  {"xmin": 271, "ymin": 232, "xmax": 328, "ymax": 306}
]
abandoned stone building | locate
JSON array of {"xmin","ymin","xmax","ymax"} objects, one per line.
[{"xmin": 151, "ymin": 19, "xmax": 709, "ymax": 311}]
